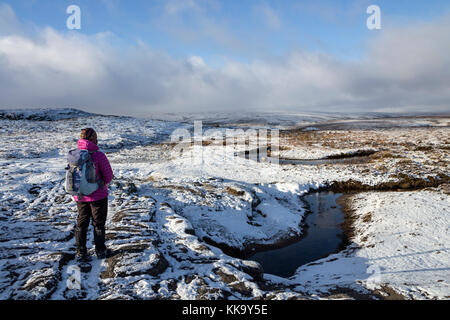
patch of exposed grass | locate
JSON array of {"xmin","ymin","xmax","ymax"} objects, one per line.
[
  {"xmin": 362, "ymin": 213, "xmax": 372, "ymax": 223},
  {"xmin": 414, "ymin": 146, "xmax": 434, "ymax": 151},
  {"xmin": 330, "ymin": 174, "xmax": 449, "ymax": 192},
  {"xmin": 225, "ymin": 187, "xmax": 245, "ymax": 197}
]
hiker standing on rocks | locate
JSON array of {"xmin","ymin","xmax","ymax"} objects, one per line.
[{"xmin": 72, "ymin": 128, "xmax": 113, "ymax": 260}]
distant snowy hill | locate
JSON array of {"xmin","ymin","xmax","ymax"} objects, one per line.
[
  {"xmin": 0, "ymin": 108, "xmax": 96, "ymax": 121},
  {"xmin": 145, "ymin": 110, "xmax": 450, "ymax": 128}
]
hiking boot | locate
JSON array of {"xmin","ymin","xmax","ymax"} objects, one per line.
[
  {"xmin": 95, "ymin": 248, "xmax": 113, "ymax": 259},
  {"xmin": 76, "ymin": 250, "xmax": 91, "ymax": 262}
]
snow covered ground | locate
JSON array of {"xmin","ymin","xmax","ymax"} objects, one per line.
[
  {"xmin": 0, "ymin": 109, "xmax": 448, "ymax": 300},
  {"xmin": 290, "ymin": 191, "xmax": 450, "ymax": 300}
]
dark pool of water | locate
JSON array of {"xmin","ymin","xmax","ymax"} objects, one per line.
[
  {"xmin": 236, "ymin": 148, "xmax": 371, "ymax": 165},
  {"xmin": 248, "ymin": 192, "xmax": 346, "ymax": 278},
  {"xmin": 278, "ymin": 157, "xmax": 370, "ymax": 165}
]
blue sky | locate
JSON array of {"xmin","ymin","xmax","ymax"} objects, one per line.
[
  {"xmin": 1, "ymin": 1, "xmax": 450, "ymax": 115},
  {"xmin": 7, "ymin": 0, "xmax": 450, "ymax": 64}
]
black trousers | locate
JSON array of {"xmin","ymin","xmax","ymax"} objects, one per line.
[{"xmin": 75, "ymin": 197, "xmax": 108, "ymax": 253}]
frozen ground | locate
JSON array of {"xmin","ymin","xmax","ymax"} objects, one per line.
[{"xmin": 0, "ymin": 109, "xmax": 448, "ymax": 300}]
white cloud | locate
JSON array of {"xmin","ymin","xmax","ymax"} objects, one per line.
[{"xmin": 0, "ymin": 6, "xmax": 449, "ymax": 116}]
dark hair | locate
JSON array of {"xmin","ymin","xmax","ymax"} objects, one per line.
[{"xmin": 80, "ymin": 128, "xmax": 98, "ymax": 144}]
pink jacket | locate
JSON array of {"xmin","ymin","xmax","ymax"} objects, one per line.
[{"xmin": 73, "ymin": 139, "xmax": 113, "ymax": 203}]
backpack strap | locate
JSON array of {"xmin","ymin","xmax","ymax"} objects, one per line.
[
  {"xmin": 87, "ymin": 150, "xmax": 104, "ymax": 187},
  {"xmin": 86, "ymin": 150, "xmax": 105, "ymax": 189},
  {"xmin": 97, "ymin": 178, "xmax": 105, "ymax": 188}
]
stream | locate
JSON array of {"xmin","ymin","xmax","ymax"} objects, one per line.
[
  {"xmin": 248, "ymin": 192, "xmax": 347, "ymax": 278},
  {"xmin": 236, "ymin": 148, "xmax": 373, "ymax": 165}
]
